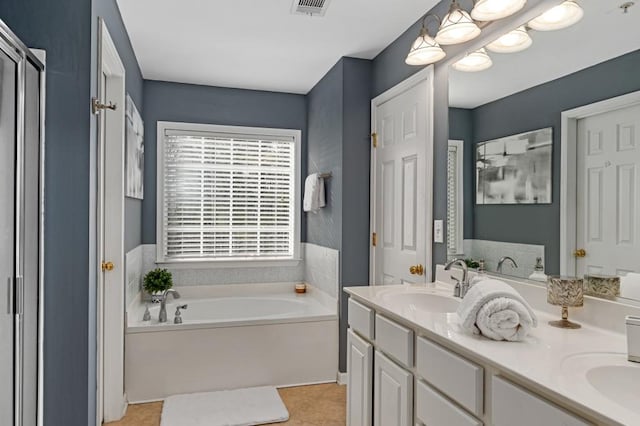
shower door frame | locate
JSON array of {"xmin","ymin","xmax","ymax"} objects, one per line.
[{"xmin": 0, "ymin": 18, "xmax": 46, "ymax": 426}]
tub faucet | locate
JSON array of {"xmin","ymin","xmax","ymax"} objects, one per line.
[
  {"xmin": 445, "ymin": 258, "xmax": 469, "ymax": 298},
  {"xmin": 159, "ymin": 289, "xmax": 181, "ymax": 323},
  {"xmin": 497, "ymin": 256, "xmax": 518, "ymax": 274}
]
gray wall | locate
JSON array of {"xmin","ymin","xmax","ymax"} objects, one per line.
[
  {"xmin": 141, "ymin": 80, "xmax": 308, "ymax": 245},
  {"xmin": 306, "ymin": 60, "xmax": 344, "ymax": 250},
  {"xmin": 460, "ymin": 49, "xmax": 640, "ymax": 275},
  {"xmin": 449, "ymin": 107, "xmax": 474, "ymax": 239},
  {"xmin": 307, "ymin": 57, "xmax": 372, "ymax": 372},
  {"xmin": 0, "ymin": 2, "xmax": 94, "ymax": 425}
]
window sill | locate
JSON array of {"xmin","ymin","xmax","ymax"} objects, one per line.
[{"xmin": 155, "ymin": 258, "xmax": 303, "ymax": 269}]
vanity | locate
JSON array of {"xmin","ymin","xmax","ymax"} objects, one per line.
[{"xmin": 344, "ymin": 267, "xmax": 640, "ymax": 426}]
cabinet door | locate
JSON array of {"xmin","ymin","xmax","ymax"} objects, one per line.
[
  {"xmin": 492, "ymin": 376, "xmax": 590, "ymax": 426},
  {"xmin": 347, "ymin": 329, "xmax": 373, "ymax": 426},
  {"xmin": 374, "ymin": 351, "xmax": 413, "ymax": 426}
]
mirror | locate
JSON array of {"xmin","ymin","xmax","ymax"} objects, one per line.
[{"xmin": 447, "ymin": 1, "xmax": 640, "ymax": 301}]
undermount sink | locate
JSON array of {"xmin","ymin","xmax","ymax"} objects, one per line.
[
  {"xmin": 380, "ymin": 291, "xmax": 460, "ymax": 314},
  {"xmin": 560, "ymin": 352, "xmax": 640, "ymax": 416}
]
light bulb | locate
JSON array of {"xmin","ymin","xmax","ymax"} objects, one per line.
[
  {"xmin": 452, "ymin": 48, "xmax": 493, "ymax": 72},
  {"xmin": 486, "ymin": 26, "xmax": 532, "ymax": 53}
]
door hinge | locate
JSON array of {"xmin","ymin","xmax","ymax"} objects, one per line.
[
  {"xmin": 371, "ymin": 132, "xmax": 378, "ymax": 148},
  {"xmin": 372, "ymin": 232, "xmax": 377, "ymax": 247},
  {"xmin": 92, "ymin": 97, "xmax": 117, "ymax": 115}
]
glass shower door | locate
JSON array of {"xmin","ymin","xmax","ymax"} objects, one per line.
[{"xmin": 0, "ymin": 43, "xmax": 18, "ymax": 426}]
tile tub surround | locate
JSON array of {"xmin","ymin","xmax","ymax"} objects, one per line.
[
  {"xmin": 303, "ymin": 243, "xmax": 339, "ymax": 298},
  {"xmin": 461, "ymin": 239, "xmax": 545, "ymax": 279},
  {"xmin": 345, "ymin": 277, "xmax": 640, "ymax": 426},
  {"xmin": 125, "ymin": 245, "xmax": 143, "ymax": 307}
]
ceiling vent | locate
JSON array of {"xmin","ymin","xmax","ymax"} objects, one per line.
[{"xmin": 291, "ymin": 0, "xmax": 332, "ymax": 16}]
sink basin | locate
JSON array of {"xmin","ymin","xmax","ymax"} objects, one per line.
[
  {"xmin": 559, "ymin": 352, "xmax": 640, "ymax": 416},
  {"xmin": 380, "ymin": 291, "xmax": 460, "ymax": 314}
]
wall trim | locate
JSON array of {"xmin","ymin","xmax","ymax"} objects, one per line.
[{"xmin": 560, "ymin": 90, "xmax": 640, "ymax": 275}]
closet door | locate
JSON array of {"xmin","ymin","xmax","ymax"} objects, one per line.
[{"xmin": 0, "ymin": 43, "xmax": 18, "ymax": 426}]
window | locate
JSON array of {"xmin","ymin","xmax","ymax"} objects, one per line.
[
  {"xmin": 157, "ymin": 122, "xmax": 301, "ymax": 264},
  {"xmin": 447, "ymin": 140, "xmax": 464, "ymax": 256}
]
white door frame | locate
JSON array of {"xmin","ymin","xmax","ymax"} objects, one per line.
[
  {"xmin": 96, "ymin": 18, "xmax": 127, "ymax": 425},
  {"xmin": 369, "ymin": 66, "xmax": 434, "ymax": 284},
  {"xmin": 560, "ymin": 90, "xmax": 640, "ymax": 275}
]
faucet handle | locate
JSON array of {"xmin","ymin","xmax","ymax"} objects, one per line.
[{"xmin": 174, "ymin": 304, "xmax": 188, "ymax": 324}]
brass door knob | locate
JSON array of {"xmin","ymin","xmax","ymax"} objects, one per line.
[
  {"xmin": 102, "ymin": 261, "xmax": 114, "ymax": 272},
  {"xmin": 409, "ymin": 264, "xmax": 424, "ymax": 276},
  {"xmin": 573, "ymin": 249, "xmax": 586, "ymax": 258}
]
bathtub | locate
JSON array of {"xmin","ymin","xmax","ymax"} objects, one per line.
[{"xmin": 124, "ymin": 283, "xmax": 339, "ymax": 402}]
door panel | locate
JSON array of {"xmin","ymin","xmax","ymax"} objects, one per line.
[
  {"xmin": 347, "ymin": 329, "xmax": 372, "ymax": 426},
  {"xmin": 577, "ymin": 105, "xmax": 640, "ymax": 277},
  {"xmin": 373, "ymin": 351, "xmax": 412, "ymax": 426},
  {"xmin": 373, "ymin": 79, "xmax": 430, "ymax": 285},
  {"xmin": 0, "ymin": 45, "xmax": 18, "ymax": 426}
]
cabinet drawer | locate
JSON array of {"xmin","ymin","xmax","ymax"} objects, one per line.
[
  {"xmin": 416, "ymin": 336, "xmax": 483, "ymax": 416},
  {"xmin": 492, "ymin": 376, "xmax": 590, "ymax": 426},
  {"xmin": 416, "ymin": 380, "xmax": 482, "ymax": 426},
  {"xmin": 348, "ymin": 298, "xmax": 375, "ymax": 340},
  {"xmin": 375, "ymin": 314, "xmax": 414, "ymax": 368}
]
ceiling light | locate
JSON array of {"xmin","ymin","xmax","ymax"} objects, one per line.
[
  {"xmin": 471, "ymin": 0, "xmax": 527, "ymax": 21},
  {"xmin": 452, "ymin": 48, "xmax": 493, "ymax": 72},
  {"xmin": 486, "ymin": 26, "xmax": 532, "ymax": 53},
  {"xmin": 528, "ymin": 1, "xmax": 584, "ymax": 31},
  {"xmin": 406, "ymin": 16, "xmax": 446, "ymax": 66},
  {"xmin": 435, "ymin": 0, "xmax": 482, "ymax": 45}
]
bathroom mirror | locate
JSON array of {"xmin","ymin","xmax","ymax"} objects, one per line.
[{"xmin": 447, "ymin": 1, "xmax": 640, "ymax": 301}]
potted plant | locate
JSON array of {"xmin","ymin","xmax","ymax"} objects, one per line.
[{"xmin": 143, "ymin": 268, "xmax": 173, "ymax": 303}]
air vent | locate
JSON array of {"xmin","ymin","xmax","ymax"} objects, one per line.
[{"xmin": 291, "ymin": 0, "xmax": 332, "ymax": 16}]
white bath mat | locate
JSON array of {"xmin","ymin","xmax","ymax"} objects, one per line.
[{"xmin": 160, "ymin": 386, "xmax": 289, "ymax": 426}]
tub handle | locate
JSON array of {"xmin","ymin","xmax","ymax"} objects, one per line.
[{"xmin": 174, "ymin": 304, "xmax": 188, "ymax": 324}]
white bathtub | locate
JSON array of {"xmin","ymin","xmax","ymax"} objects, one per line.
[{"xmin": 125, "ymin": 283, "xmax": 339, "ymax": 402}]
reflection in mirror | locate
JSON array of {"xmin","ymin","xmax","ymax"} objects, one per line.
[{"xmin": 446, "ymin": 1, "xmax": 640, "ymax": 302}]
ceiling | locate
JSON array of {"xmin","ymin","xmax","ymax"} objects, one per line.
[
  {"xmin": 449, "ymin": 1, "xmax": 640, "ymax": 109},
  {"xmin": 116, "ymin": 0, "xmax": 439, "ymax": 94}
]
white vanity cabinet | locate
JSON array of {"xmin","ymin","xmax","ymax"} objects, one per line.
[
  {"xmin": 373, "ymin": 350, "xmax": 413, "ymax": 426},
  {"xmin": 347, "ymin": 329, "xmax": 373, "ymax": 426},
  {"xmin": 492, "ymin": 376, "xmax": 591, "ymax": 426}
]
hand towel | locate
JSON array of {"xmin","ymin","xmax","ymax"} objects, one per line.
[
  {"xmin": 303, "ymin": 173, "xmax": 326, "ymax": 213},
  {"xmin": 457, "ymin": 279, "xmax": 537, "ymax": 342}
]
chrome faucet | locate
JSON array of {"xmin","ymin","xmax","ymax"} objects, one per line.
[
  {"xmin": 159, "ymin": 289, "xmax": 181, "ymax": 323},
  {"xmin": 445, "ymin": 258, "xmax": 469, "ymax": 298},
  {"xmin": 497, "ymin": 256, "xmax": 518, "ymax": 274}
]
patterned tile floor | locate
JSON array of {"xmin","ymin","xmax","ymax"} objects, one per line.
[{"xmin": 105, "ymin": 383, "xmax": 346, "ymax": 426}]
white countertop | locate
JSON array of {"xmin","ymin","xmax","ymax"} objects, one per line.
[{"xmin": 344, "ymin": 283, "xmax": 639, "ymax": 426}]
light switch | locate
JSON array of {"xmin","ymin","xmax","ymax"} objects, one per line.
[{"xmin": 434, "ymin": 220, "xmax": 444, "ymax": 243}]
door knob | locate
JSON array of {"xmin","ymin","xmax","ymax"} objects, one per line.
[
  {"xmin": 101, "ymin": 261, "xmax": 114, "ymax": 272},
  {"xmin": 409, "ymin": 264, "xmax": 424, "ymax": 276},
  {"xmin": 573, "ymin": 249, "xmax": 586, "ymax": 258}
]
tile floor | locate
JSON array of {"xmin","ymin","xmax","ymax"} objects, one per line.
[{"xmin": 105, "ymin": 383, "xmax": 346, "ymax": 426}]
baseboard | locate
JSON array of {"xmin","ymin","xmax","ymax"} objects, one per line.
[{"xmin": 337, "ymin": 372, "xmax": 347, "ymax": 385}]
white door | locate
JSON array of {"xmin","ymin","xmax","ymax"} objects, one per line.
[
  {"xmin": 373, "ymin": 351, "xmax": 412, "ymax": 426},
  {"xmin": 371, "ymin": 69, "xmax": 433, "ymax": 285},
  {"xmin": 96, "ymin": 19, "xmax": 126, "ymax": 424},
  {"xmin": 576, "ymin": 104, "xmax": 640, "ymax": 277},
  {"xmin": 347, "ymin": 329, "xmax": 373, "ymax": 426}
]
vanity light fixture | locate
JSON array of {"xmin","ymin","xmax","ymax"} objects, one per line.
[
  {"xmin": 528, "ymin": 0, "xmax": 584, "ymax": 31},
  {"xmin": 471, "ymin": 0, "xmax": 527, "ymax": 21},
  {"xmin": 406, "ymin": 15, "xmax": 446, "ymax": 66},
  {"xmin": 435, "ymin": 0, "xmax": 482, "ymax": 45},
  {"xmin": 486, "ymin": 26, "xmax": 532, "ymax": 53},
  {"xmin": 452, "ymin": 48, "xmax": 493, "ymax": 72}
]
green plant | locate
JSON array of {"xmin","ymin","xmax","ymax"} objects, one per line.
[
  {"xmin": 464, "ymin": 258, "xmax": 480, "ymax": 269},
  {"xmin": 143, "ymin": 268, "xmax": 173, "ymax": 294}
]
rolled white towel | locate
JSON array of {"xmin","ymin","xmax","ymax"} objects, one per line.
[{"xmin": 457, "ymin": 279, "xmax": 537, "ymax": 342}]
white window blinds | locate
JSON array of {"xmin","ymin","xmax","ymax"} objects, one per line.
[
  {"xmin": 447, "ymin": 141, "xmax": 464, "ymax": 256},
  {"xmin": 160, "ymin": 127, "xmax": 297, "ymax": 261}
]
